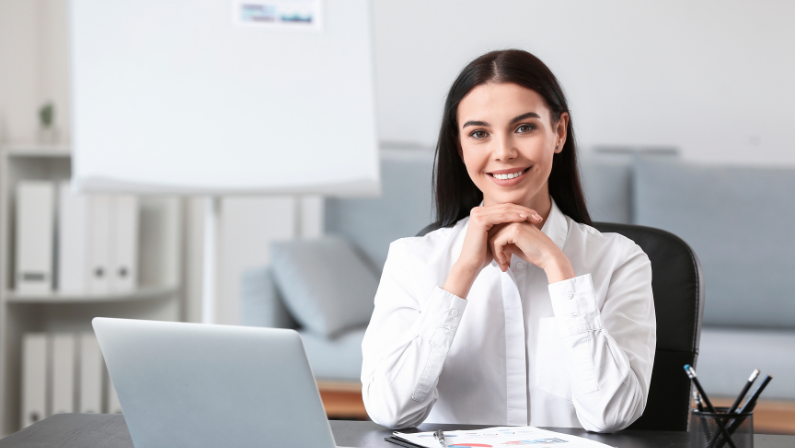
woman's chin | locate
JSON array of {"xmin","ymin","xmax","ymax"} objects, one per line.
[{"xmin": 484, "ymin": 190, "xmax": 531, "ymax": 205}]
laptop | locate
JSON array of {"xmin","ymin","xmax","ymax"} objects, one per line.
[{"xmin": 92, "ymin": 317, "xmax": 355, "ymax": 448}]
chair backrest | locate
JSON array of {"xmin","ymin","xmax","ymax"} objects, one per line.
[{"xmin": 416, "ymin": 221, "xmax": 705, "ymax": 431}]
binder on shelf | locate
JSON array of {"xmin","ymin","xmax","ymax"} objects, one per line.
[
  {"xmin": 57, "ymin": 182, "xmax": 89, "ymax": 294},
  {"xmin": 51, "ymin": 333, "xmax": 76, "ymax": 414},
  {"xmin": 78, "ymin": 333, "xmax": 102, "ymax": 414},
  {"xmin": 16, "ymin": 182, "xmax": 55, "ymax": 294},
  {"xmin": 21, "ymin": 333, "xmax": 48, "ymax": 427},
  {"xmin": 87, "ymin": 195, "xmax": 111, "ymax": 294},
  {"xmin": 110, "ymin": 196, "xmax": 139, "ymax": 293}
]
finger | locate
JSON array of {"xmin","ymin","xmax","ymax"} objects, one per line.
[
  {"xmin": 506, "ymin": 203, "xmax": 542, "ymax": 221},
  {"xmin": 490, "ymin": 233, "xmax": 504, "ymax": 266},
  {"xmin": 481, "ymin": 203, "xmax": 543, "ymax": 223},
  {"xmin": 501, "ymin": 244, "xmax": 521, "ymax": 271},
  {"xmin": 471, "ymin": 209, "xmax": 534, "ymax": 229},
  {"xmin": 490, "ymin": 233, "xmax": 510, "ymax": 271}
]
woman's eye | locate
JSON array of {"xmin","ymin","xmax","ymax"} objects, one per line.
[
  {"xmin": 470, "ymin": 130, "xmax": 488, "ymax": 139},
  {"xmin": 516, "ymin": 124, "xmax": 535, "ymax": 134}
]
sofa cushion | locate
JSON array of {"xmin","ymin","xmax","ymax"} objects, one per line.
[
  {"xmin": 240, "ymin": 266, "xmax": 297, "ymax": 329},
  {"xmin": 299, "ymin": 327, "xmax": 365, "ymax": 381},
  {"xmin": 634, "ymin": 157, "xmax": 795, "ymax": 328},
  {"xmin": 698, "ymin": 327, "xmax": 795, "ymax": 400},
  {"xmin": 270, "ymin": 236, "xmax": 378, "ymax": 338}
]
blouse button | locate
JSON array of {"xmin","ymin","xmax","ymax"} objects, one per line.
[
  {"xmin": 516, "ymin": 262, "xmax": 525, "ymax": 269},
  {"xmin": 450, "ymin": 309, "xmax": 458, "ymax": 317}
]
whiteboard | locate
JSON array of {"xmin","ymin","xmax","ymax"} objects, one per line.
[{"xmin": 70, "ymin": 0, "xmax": 379, "ymax": 195}]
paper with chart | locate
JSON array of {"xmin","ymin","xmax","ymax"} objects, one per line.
[{"xmin": 393, "ymin": 426, "xmax": 615, "ymax": 448}]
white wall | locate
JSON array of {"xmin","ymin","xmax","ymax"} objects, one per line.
[
  {"xmin": 14, "ymin": 0, "xmax": 793, "ymax": 164},
  {"xmin": 3, "ymin": 0, "xmax": 795, "ymax": 324},
  {"xmin": 372, "ymin": 0, "xmax": 795, "ymax": 165},
  {"xmin": 0, "ymin": 0, "xmax": 71, "ymax": 145}
]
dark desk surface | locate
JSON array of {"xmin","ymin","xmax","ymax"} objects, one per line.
[{"xmin": 1, "ymin": 414, "xmax": 793, "ymax": 448}]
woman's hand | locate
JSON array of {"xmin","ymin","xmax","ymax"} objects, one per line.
[
  {"xmin": 489, "ymin": 221, "xmax": 576, "ymax": 284},
  {"xmin": 442, "ymin": 204, "xmax": 543, "ymax": 299}
]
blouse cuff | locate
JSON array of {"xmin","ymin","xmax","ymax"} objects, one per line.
[
  {"xmin": 547, "ymin": 273, "xmax": 605, "ymax": 338},
  {"xmin": 416, "ymin": 286, "xmax": 468, "ymax": 340},
  {"xmin": 410, "ymin": 287, "xmax": 468, "ymax": 402}
]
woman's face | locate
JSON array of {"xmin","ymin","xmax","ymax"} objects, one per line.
[{"xmin": 457, "ymin": 82, "xmax": 568, "ymax": 213}]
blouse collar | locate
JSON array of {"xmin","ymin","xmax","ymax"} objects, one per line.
[{"xmin": 541, "ymin": 198, "xmax": 569, "ymax": 251}]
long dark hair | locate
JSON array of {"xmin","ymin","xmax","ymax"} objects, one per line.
[{"xmin": 433, "ymin": 49, "xmax": 591, "ymax": 227}]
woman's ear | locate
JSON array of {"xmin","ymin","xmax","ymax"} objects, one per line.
[
  {"xmin": 457, "ymin": 139, "xmax": 464, "ymax": 160},
  {"xmin": 554, "ymin": 112, "xmax": 569, "ymax": 153}
]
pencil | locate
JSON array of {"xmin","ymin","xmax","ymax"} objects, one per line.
[
  {"xmin": 715, "ymin": 375, "xmax": 773, "ymax": 448},
  {"xmin": 705, "ymin": 369, "xmax": 760, "ymax": 448},
  {"xmin": 738, "ymin": 375, "xmax": 772, "ymax": 414},
  {"xmin": 693, "ymin": 390, "xmax": 704, "ymax": 412},
  {"xmin": 684, "ymin": 365, "xmax": 716, "ymax": 412},
  {"xmin": 685, "ymin": 364, "xmax": 738, "ymax": 448},
  {"xmin": 729, "ymin": 369, "xmax": 760, "ymax": 414}
]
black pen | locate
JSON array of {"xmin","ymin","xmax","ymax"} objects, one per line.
[{"xmin": 433, "ymin": 429, "xmax": 446, "ymax": 448}]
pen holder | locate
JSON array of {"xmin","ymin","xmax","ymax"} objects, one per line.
[{"xmin": 690, "ymin": 408, "xmax": 753, "ymax": 448}]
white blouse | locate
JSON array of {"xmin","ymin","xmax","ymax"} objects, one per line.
[{"xmin": 361, "ymin": 200, "xmax": 656, "ymax": 432}]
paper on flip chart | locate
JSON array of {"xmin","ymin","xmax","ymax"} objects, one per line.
[{"xmin": 393, "ymin": 426, "xmax": 615, "ymax": 448}]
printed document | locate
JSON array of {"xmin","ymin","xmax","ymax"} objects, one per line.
[{"xmin": 393, "ymin": 426, "xmax": 615, "ymax": 448}]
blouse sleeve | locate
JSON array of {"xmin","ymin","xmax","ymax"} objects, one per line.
[
  {"xmin": 360, "ymin": 239, "xmax": 467, "ymax": 429},
  {"xmin": 546, "ymin": 242, "xmax": 656, "ymax": 432}
]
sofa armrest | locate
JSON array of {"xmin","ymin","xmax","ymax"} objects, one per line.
[{"xmin": 240, "ymin": 266, "xmax": 298, "ymax": 329}]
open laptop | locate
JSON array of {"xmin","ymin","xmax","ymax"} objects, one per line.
[{"xmin": 92, "ymin": 317, "xmax": 355, "ymax": 448}]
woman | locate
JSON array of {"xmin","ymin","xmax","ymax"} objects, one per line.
[{"xmin": 361, "ymin": 49, "xmax": 656, "ymax": 432}]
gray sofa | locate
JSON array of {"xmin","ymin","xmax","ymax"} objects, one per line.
[{"xmin": 242, "ymin": 148, "xmax": 795, "ymax": 401}]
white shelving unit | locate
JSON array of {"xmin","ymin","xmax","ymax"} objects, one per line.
[
  {"xmin": 6, "ymin": 285, "xmax": 178, "ymax": 304},
  {"xmin": 0, "ymin": 145, "xmax": 184, "ymax": 436}
]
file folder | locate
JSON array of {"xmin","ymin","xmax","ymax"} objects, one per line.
[
  {"xmin": 87, "ymin": 195, "xmax": 111, "ymax": 294},
  {"xmin": 16, "ymin": 182, "xmax": 55, "ymax": 294},
  {"xmin": 21, "ymin": 333, "xmax": 48, "ymax": 427},
  {"xmin": 107, "ymin": 376, "xmax": 123, "ymax": 414},
  {"xmin": 79, "ymin": 333, "xmax": 103, "ymax": 414},
  {"xmin": 51, "ymin": 333, "xmax": 75, "ymax": 414},
  {"xmin": 110, "ymin": 196, "xmax": 138, "ymax": 293},
  {"xmin": 57, "ymin": 182, "xmax": 89, "ymax": 293}
]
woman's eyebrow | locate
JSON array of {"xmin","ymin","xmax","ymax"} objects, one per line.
[
  {"xmin": 462, "ymin": 120, "xmax": 489, "ymax": 128},
  {"xmin": 462, "ymin": 112, "xmax": 541, "ymax": 129},
  {"xmin": 510, "ymin": 112, "xmax": 541, "ymax": 124}
]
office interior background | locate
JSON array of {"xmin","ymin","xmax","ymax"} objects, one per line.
[{"xmin": 1, "ymin": 0, "xmax": 794, "ymax": 438}]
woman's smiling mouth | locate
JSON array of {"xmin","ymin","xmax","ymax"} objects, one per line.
[{"xmin": 487, "ymin": 167, "xmax": 531, "ymax": 185}]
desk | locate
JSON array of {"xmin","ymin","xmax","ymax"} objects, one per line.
[{"xmin": 0, "ymin": 414, "xmax": 793, "ymax": 448}]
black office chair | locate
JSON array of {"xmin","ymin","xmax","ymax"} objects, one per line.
[{"xmin": 416, "ymin": 221, "xmax": 705, "ymax": 431}]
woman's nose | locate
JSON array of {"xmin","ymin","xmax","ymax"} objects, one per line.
[{"xmin": 493, "ymin": 134, "xmax": 517, "ymax": 161}]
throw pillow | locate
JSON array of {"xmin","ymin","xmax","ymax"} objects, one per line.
[{"xmin": 270, "ymin": 236, "xmax": 378, "ymax": 338}]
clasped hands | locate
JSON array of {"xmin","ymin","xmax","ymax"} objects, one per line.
[{"xmin": 443, "ymin": 203, "xmax": 576, "ymax": 299}]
